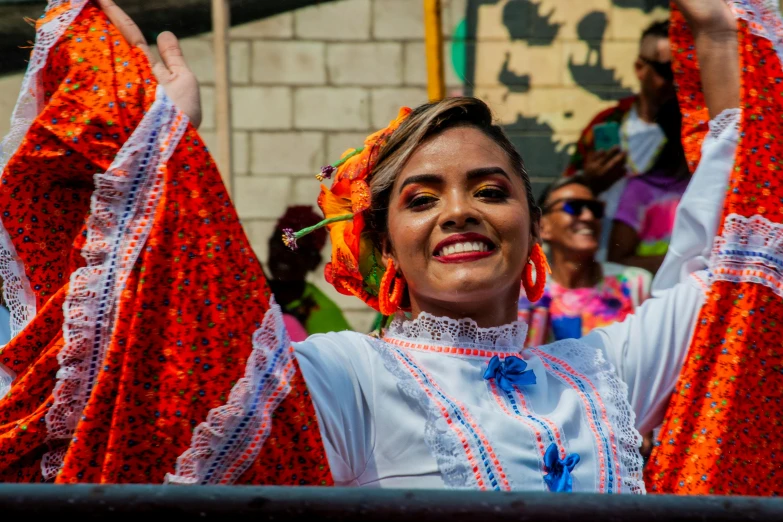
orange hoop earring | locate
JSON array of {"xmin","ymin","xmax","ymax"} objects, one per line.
[
  {"xmin": 523, "ymin": 243, "xmax": 550, "ymax": 303},
  {"xmin": 379, "ymin": 260, "xmax": 406, "ymax": 316}
]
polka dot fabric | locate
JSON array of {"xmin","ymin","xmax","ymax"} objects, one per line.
[
  {"xmin": 645, "ymin": 2, "xmax": 783, "ymax": 495},
  {"xmin": 0, "ymin": 1, "xmax": 332, "ymax": 486}
]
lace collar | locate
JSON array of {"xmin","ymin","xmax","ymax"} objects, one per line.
[{"xmin": 383, "ymin": 312, "xmax": 528, "ymax": 354}]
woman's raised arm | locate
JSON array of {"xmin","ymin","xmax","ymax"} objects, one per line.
[
  {"xmin": 673, "ymin": 0, "xmax": 739, "ymax": 117},
  {"xmin": 96, "ymin": 0, "xmax": 203, "ymax": 128}
]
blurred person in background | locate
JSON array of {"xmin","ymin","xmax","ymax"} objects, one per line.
[
  {"xmin": 268, "ymin": 206, "xmax": 351, "ymax": 341},
  {"xmin": 565, "ymin": 20, "xmax": 687, "ymax": 269},
  {"xmin": 519, "ymin": 176, "xmax": 651, "ymax": 347}
]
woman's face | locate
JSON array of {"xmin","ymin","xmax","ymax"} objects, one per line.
[
  {"xmin": 383, "ymin": 126, "xmax": 534, "ymax": 319},
  {"xmin": 540, "ymin": 183, "xmax": 601, "ymax": 255}
]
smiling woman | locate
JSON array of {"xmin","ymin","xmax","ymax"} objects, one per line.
[{"xmin": 0, "ymin": 0, "xmax": 769, "ymax": 496}]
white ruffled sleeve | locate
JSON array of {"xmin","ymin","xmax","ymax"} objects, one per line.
[
  {"xmin": 294, "ymin": 331, "xmax": 375, "ymax": 486},
  {"xmin": 581, "ymin": 273, "xmax": 707, "ymax": 434},
  {"xmin": 652, "ymin": 108, "xmax": 740, "ymax": 292}
]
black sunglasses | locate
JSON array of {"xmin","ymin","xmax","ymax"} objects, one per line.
[
  {"xmin": 639, "ymin": 56, "xmax": 674, "ymax": 82},
  {"xmin": 543, "ymin": 198, "xmax": 605, "ymax": 219}
]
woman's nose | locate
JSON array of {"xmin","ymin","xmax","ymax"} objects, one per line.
[{"xmin": 439, "ymin": 193, "xmax": 480, "ymax": 229}]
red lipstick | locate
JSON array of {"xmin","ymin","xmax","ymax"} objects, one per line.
[{"xmin": 433, "ymin": 232, "xmax": 496, "ymax": 264}]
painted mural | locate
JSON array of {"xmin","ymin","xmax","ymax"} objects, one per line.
[{"xmin": 455, "ymin": 0, "xmax": 669, "ymax": 193}]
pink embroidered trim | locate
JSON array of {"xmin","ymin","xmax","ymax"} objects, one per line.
[
  {"xmin": 533, "ymin": 349, "xmax": 621, "ymax": 494},
  {"xmin": 488, "ymin": 380, "xmax": 549, "ymax": 470},
  {"xmin": 391, "ymin": 349, "xmax": 511, "ymax": 491},
  {"xmin": 383, "ymin": 337, "xmax": 523, "ymax": 359}
]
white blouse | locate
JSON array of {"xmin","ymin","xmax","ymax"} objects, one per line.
[{"xmin": 292, "ymin": 111, "xmax": 740, "ymax": 493}]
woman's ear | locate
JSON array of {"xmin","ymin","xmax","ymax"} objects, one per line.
[
  {"xmin": 538, "ymin": 215, "xmax": 553, "ymax": 243},
  {"xmin": 380, "ymin": 234, "xmax": 396, "ymax": 268}
]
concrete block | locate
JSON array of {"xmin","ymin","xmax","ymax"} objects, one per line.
[
  {"xmin": 370, "ymin": 87, "xmax": 427, "ymax": 128},
  {"xmin": 230, "ymin": 41, "xmax": 251, "ymax": 84},
  {"xmin": 251, "ymin": 41, "xmax": 326, "ymax": 85},
  {"xmin": 0, "ymin": 74, "xmax": 23, "ymax": 137},
  {"xmin": 231, "ymin": 12, "xmax": 294, "ymax": 39},
  {"xmin": 294, "ymin": 87, "xmax": 370, "ymax": 131},
  {"xmin": 242, "ymin": 219, "xmax": 278, "ymax": 266},
  {"xmin": 473, "ymin": 41, "xmax": 562, "ymax": 88},
  {"xmin": 234, "ymin": 176, "xmax": 292, "ymax": 220},
  {"xmin": 231, "ymin": 86, "xmax": 292, "ymax": 130},
  {"xmin": 233, "ymin": 131, "xmax": 250, "ymax": 176},
  {"xmin": 250, "ymin": 132, "xmax": 325, "ymax": 176},
  {"xmin": 201, "ymin": 85, "xmax": 216, "ymax": 131},
  {"xmin": 373, "ymin": 0, "xmax": 424, "ymax": 39},
  {"xmin": 326, "ymin": 132, "xmax": 370, "ymax": 162},
  {"xmin": 327, "ymin": 43, "xmax": 403, "ymax": 86},
  {"xmin": 296, "ymin": 0, "xmax": 371, "ymax": 40},
  {"xmin": 403, "ymin": 40, "xmax": 463, "ymax": 87},
  {"xmin": 291, "ymin": 176, "xmax": 325, "ymax": 206},
  {"xmin": 179, "ymin": 38, "xmax": 214, "ymax": 85},
  {"xmin": 442, "ymin": 0, "xmax": 468, "ymax": 37}
]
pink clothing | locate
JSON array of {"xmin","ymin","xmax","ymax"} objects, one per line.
[{"xmin": 283, "ymin": 313, "xmax": 308, "ymax": 342}]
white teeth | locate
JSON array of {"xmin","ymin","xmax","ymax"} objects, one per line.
[{"xmin": 437, "ymin": 241, "xmax": 490, "ymax": 257}]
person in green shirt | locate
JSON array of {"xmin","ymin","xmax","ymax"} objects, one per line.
[{"xmin": 267, "ymin": 206, "xmax": 352, "ymax": 339}]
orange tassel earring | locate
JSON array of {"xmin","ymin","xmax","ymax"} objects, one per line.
[
  {"xmin": 379, "ymin": 260, "xmax": 406, "ymax": 316},
  {"xmin": 523, "ymin": 243, "xmax": 551, "ymax": 302}
]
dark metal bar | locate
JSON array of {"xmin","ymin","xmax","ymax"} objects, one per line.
[{"xmin": 0, "ymin": 485, "xmax": 781, "ymax": 521}]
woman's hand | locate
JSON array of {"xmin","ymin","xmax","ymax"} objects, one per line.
[
  {"xmin": 673, "ymin": 0, "xmax": 739, "ymax": 119},
  {"xmin": 673, "ymin": 0, "xmax": 736, "ymax": 37},
  {"xmin": 97, "ymin": 0, "xmax": 203, "ymax": 129}
]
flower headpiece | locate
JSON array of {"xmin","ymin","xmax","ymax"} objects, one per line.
[{"xmin": 282, "ymin": 107, "xmax": 412, "ymax": 312}]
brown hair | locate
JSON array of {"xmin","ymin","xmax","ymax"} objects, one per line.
[{"xmin": 367, "ymin": 96, "xmax": 540, "ymax": 247}]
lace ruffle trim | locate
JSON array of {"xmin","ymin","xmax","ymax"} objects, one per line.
[
  {"xmin": 729, "ymin": 0, "xmax": 783, "ymax": 66},
  {"xmin": 385, "ymin": 312, "xmax": 528, "ymax": 352},
  {"xmin": 371, "ymin": 337, "xmax": 480, "ymax": 489},
  {"xmin": 42, "ymin": 88, "xmax": 188, "ymax": 481},
  {"xmin": 708, "ymin": 108, "xmax": 741, "ymax": 140},
  {"xmin": 710, "ymin": 213, "xmax": 783, "ymax": 297},
  {"xmin": 0, "ymin": 0, "xmax": 90, "ymax": 341},
  {"xmin": 533, "ymin": 339, "xmax": 645, "ymax": 494},
  {"xmin": 166, "ymin": 302, "xmax": 297, "ymax": 485}
]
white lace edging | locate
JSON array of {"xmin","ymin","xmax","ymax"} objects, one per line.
[
  {"xmin": 728, "ymin": 0, "xmax": 783, "ymax": 67},
  {"xmin": 710, "ymin": 213, "xmax": 783, "ymax": 297},
  {"xmin": 533, "ymin": 340, "xmax": 646, "ymax": 494},
  {"xmin": 0, "ymin": 0, "xmax": 90, "ymax": 341},
  {"xmin": 370, "ymin": 337, "xmax": 479, "ymax": 489},
  {"xmin": 708, "ymin": 108, "xmax": 741, "ymax": 140},
  {"xmin": 166, "ymin": 301, "xmax": 296, "ymax": 485},
  {"xmin": 386, "ymin": 312, "xmax": 528, "ymax": 352},
  {"xmin": 42, "ymin": 87, "xmax": 188, "ymax": 480}
]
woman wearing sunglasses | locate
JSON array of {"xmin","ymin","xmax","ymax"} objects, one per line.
[{"xmin": 518, "ymin": 177, "xmax": 651, "ymax": 348}]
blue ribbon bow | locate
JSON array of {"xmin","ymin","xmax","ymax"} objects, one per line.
[
  {"xmin": 543, "ymin": 443, "xmax": 580, "ymax": 493},
  {"xmin": 483, "ymin": 355, "xmax": 536, "ymax": 392}
]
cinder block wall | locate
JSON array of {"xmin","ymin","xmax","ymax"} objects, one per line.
[{"xmin": 0, "ymin": 0, "xmax": 670, "ymax": 330}]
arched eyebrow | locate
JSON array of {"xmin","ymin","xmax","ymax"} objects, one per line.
[
  {"xmin": 466, "ymin": 167, "xmax": 510, "ymax": 181},
  {"xmin": 398, "ymin": 167, "xmax": 510, "ymax": 194},
  {"xmin": 398, "ymin": 173, "xmax": 442, "ymax": 193}
]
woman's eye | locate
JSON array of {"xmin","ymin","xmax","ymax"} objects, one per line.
[
  {"xmin": 408, "ymin": 194, "xmax": 437, "ymax": 209},
  {"xmin": 475, "ymin": 187, "xmax": 508, "ymax": 200}
]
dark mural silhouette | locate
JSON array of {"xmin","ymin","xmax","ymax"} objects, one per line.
[
  {"xmin": 612, "ymin": 0, "xmax": 668, "ymax": 13},
  {"xmin": 464, "ymin": 0, "xmax": 666, "ymax": 184},
  {"xmin": 502, "ymin": 0, "xmax": 561, "ymax": 45},
  {"xmin": 568, "ymin": 11, "xmax": 635, "ymax": 101}
]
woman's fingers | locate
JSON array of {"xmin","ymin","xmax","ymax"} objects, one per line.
[
  {"xmin": 156, "ymin": 32, "xmax": 189, "ymax": 73},
  {"xmin": 96, "ymin": 0, "xmax": 157, "ymax": 67}
]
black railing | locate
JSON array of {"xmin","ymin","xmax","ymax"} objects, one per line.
[{"xmin": 0, "ymin": 485, "xmax": 781, "ymax": 521}]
